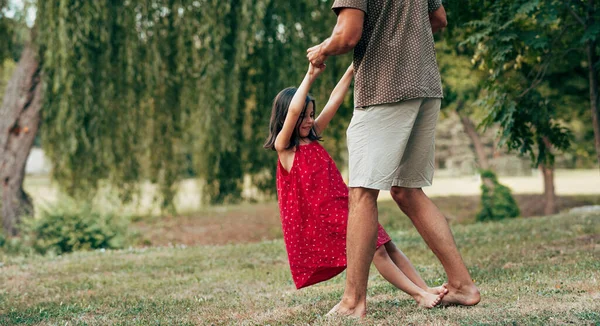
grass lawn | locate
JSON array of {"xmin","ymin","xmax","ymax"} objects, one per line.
[{"xmin": 1, "ymin": 208, "xmax": 599, "ymax": 325}]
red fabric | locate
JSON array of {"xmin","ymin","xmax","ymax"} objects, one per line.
[{"xmin": 276, "ymin": 141, "xmax": 391, "ymax": 289}]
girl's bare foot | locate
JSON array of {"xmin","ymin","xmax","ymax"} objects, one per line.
[
  {"xmin": 427, "ymin": 283, "xmax": 448, "ymax": 295},
  {"xmin": 413, "ymin": 290, "xmax": 445, "ymax": 309}
]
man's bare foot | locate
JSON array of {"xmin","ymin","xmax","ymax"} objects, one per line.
[
  {"xmin": 441, "ymin": 284, "xmax": 480, "ymax": 306},
  {"xmin": 426, "ymin": 283, "xmax": 448, "ymax": 295},
  {"xmin": 326, "ymin": 299, "xmax": 366, "ymax": 318},
  {"xmin": 413, "ymin": 291, "xmax": 445, "ymax": 309}
]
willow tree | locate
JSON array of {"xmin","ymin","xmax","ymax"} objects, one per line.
[
  {"xmin": 241, "ymin": 0, "xmax": 352, "ymax": 195},
  {"xmin": 1, "ymin": 0, "xmax": 354, "ymax": 235},
  {"xmin": 1, "ymin": 1, "xmax": 238, "ymax": 234},
  {"xmin": 187, "ymin": 0, "xmax": 350, "ymax": 201}
]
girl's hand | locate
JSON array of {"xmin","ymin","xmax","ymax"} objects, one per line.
[
  {"xmin": 308, "ymin": 63, "xmax": 326, "ymax": 79},
  {"xmin": 347, "ymin": 63, "xmax": 354, "ymax": 74}
]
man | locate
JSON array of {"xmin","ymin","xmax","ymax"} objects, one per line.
[{"xmin": 307, "ymin": 0, "xmax": 480, "ymax": 317}]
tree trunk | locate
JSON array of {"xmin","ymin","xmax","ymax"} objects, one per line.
[
  {"xmin": 587, "ymin": 40, "xmax": 600, "ymax": 170},
  {"xmin": 540, "ymin": 137, "xmax": 557, "ymax": 215},
  {"xmin": 587, "ymin": 0, "xmax": 600, "ymax": 170},
  {"xmin": 456, "ymin": 103, "xmax": 490, "ymax": 170},
  {"xmin": 0, "ymin": 44, "xmax": 42, "ymax": 236},
  {"xmin": 539, "ymin": 163, "xmax": 557, "ymax": 215}
]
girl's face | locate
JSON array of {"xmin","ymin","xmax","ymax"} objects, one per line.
[{"xmin": 298, "ymin": 102, "xmax": 315, "ymax": 138}]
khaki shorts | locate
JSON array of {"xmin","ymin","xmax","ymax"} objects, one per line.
[{"xmin": 347, "ymin": 98, "xmax": 441, "ymax": 190}]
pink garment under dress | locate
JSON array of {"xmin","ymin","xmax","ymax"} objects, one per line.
[{"xmin": 276, "ymin": 141, "xmax": 391, "ymax": 289}]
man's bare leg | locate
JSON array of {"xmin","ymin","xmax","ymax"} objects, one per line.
[
  {"xmin": 328, "ymin": 187, "xmax": 379, "ymax": 318},
  {"xmin": 390, "ymin": 187, "xmax": 480, "ymax": 306}
]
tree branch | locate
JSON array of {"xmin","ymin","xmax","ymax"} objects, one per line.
[
  {"xmin": 519, "ymin": 61, "xmax": 551, "ymax": 98},
  {"xmin": 520, "ymin": 21, "xmax": 581, "ymax": 98},
  {"xmin": 566, "ymin": 4, "xmax": 586, "ymax": 26}
]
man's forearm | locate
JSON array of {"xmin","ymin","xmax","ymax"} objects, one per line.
[
  {"xmin": 320, "ymin": 28, "xmax": 357, "ymax": 57},
  {"xmin": 307, "ymin": 8, "xmax": 363, "ymax": 66}
]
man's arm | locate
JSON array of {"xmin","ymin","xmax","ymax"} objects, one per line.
[
  {"xmin": 306, "ymin": 8, "xmax": 364, "ymax": 67},
  {"xmin": 429, "ymin": 5, "xmax": 447, "ymax": 33}
]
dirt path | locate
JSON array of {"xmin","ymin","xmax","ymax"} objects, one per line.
[
  {"xmin": 23, "ymin": 169, "xmax": 600, "ymax": 215},
  {"xmin": 378, "ymin": 169, "xmax": 600, "ymax": 200}
]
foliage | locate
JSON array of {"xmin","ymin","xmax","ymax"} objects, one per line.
[
  {"xmin": 22, "ymin": 202, "xmax": 129, "ymax": 255},
  {"xmin": 1, "ymin": 0, "xmax": 596, "ymax": 216},
  {"xmin": 0, "ymin": 235, "xmax": 33, "ymax": 256},
  {"xmin": 477, "ymin": 170, "xmax": 520, "ymax": 221},
  {"xmin": 32, "ymin": 0, "xmax": 352, "ymax": 209},
  {"xmin": 459, "ymin": 0, "xmax": 600, "ymax": 166},
  {"xmin": 0, "ymin": 0, "xmax": 14, "ymax": 62},
  {"xmin": 0, "ymin": 0, "xmax": 30, "ymax": 62}
]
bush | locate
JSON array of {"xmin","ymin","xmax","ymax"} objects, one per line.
[
  {"xmin": 0, "ymin": 236, "xmax": 33, "ymax": 256},
  {"xmin": 24, "ymin": 203, "xmax": 129, "ymax": 255},
  {"xmin": 477, "ymin": 170, "xmax": 520, "ymax": 222}
]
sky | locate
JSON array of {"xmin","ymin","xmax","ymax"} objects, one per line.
[{"xmin": 5, "ymin": 0, "xmax": 36, "ymax": 27}]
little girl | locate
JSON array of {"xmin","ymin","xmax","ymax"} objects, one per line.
[{"xmin": 264, "ymin": 63, "xmax": 446, "ymax": 308}]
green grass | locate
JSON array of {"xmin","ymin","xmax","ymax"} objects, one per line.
[{"xmin": 1, "ymin": 210, "xmax": 599, "ymax": 325}]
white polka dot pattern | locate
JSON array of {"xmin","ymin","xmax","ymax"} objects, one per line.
[
  {"xmin": 332, "ymin": 0, "xmax": 444, "ymax": 108},
  {"xmin": 276, "ymin": 141, "xmax": 391, "ymax": 289}
]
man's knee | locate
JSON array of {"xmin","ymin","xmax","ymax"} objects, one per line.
[
  {"xmin": 390, "ymin": 186, "xmax": 423, "ymax": 204},
  {"xmin": 349, "ymin": 187, "xmax": 379, "ymax": 204}
]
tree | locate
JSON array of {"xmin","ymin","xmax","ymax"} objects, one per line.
[
  {"xmin": 437, "ymin": 36, "xmax": 523, "ymax": 219},
  {"xmin": 241, "ymin": 1, "xmax": 353, "ymax": 196},
  {"xmin": 0, "ymin": 0, "xmax": 353, "ymax": 235},
  {"xmin": 463, "ymin": 1, "xmax": 600, "ymax": 163},
  {"xmin": 457, "ymin": 0, "xmax": 600, "ymax": 214},
  {"xmin": 0, "ymin": 1, "xmax": 41, "ymax": 235},
  {"xmin": 436, "ymin": 39, "xmax": 492, "ymax": 170}
]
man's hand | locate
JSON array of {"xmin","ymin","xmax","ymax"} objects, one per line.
[
  {"xmin": 307, "ymin": 41, "xmax": 328, "ymax": 68},
  {"xmin": 306, "ymin": 7, "xmax": 364, "ymax": 66},
  {"xmin": 429, "ymin": 5, "xmax": 447, "ymax": 33}
]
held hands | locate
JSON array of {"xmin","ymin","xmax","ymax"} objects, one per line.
[
  {"xmin": 307, "ymin": 42, "xmax": 328, "ymax": 68},
  {"xmin": 308, "ymin": 62, "xmax": 326, "ymax": 79}
]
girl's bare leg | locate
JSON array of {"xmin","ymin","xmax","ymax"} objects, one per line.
[
  {"xmin": 384, "ymin": 241, "xmax": 447, "ymax": 295},
  {"xmin": 372, "ymin": 245, "xmax": 445, "ymax": 308}
]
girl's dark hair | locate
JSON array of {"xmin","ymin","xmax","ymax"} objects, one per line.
[{"xmin": 263, "ymin": 87, "xmax": 321, "ymax": 151}]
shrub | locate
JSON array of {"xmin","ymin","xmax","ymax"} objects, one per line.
[
  {"xmin": 24, "ymin": 203, "xmax": 129, "ymax": 255},
  {"xmin": 477, "ymin": 170, "xmax": 520, "ymax": 222}
]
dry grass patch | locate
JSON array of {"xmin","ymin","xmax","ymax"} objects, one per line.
[
  {"xmin": 130, "ymin": 195, "xmax": 600, "ymax": 247},
  {"xmin": 1, "ymin": 212, "xmax": 599, "ymax": 324}
]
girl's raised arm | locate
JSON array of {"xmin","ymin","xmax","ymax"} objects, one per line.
[
  {"xmin": 314, "ymin": 64, "xmax": 353, "ymax": 135},
  {"xmin": 274, "ymin": 64, "xmax": 325, "ymax": 152}
]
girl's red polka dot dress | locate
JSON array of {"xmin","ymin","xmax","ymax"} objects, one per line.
[{"xmin": 277, "ymin": 141, "xmax": 391, "ymax": 289}]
